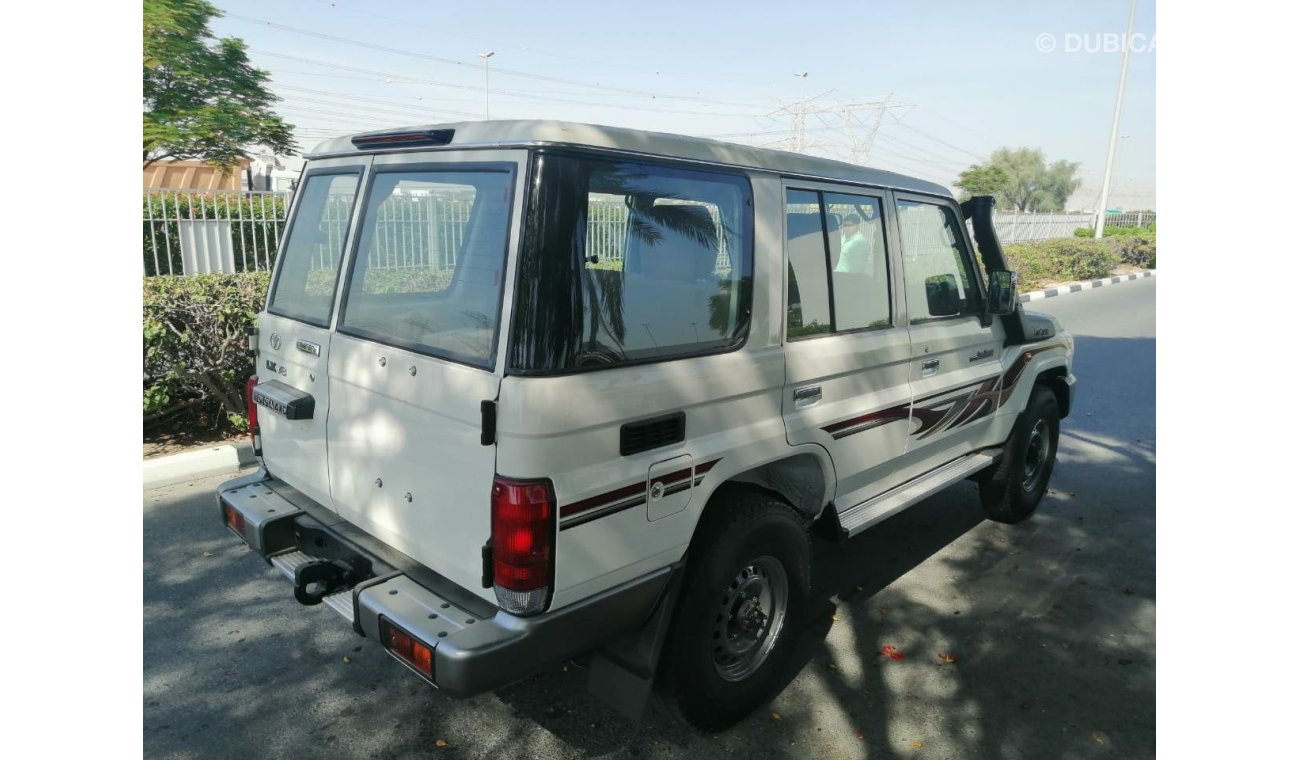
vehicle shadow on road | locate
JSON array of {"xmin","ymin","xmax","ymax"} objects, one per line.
[{"xmin": 145, "ymin": 343, "xmax": 1154, "ymax": 759}]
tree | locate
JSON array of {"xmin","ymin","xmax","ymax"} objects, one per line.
[
  {"xmin": 954, "ymin": 164, "xmax": 1010, "ymax": 199},
  {"xmin": 956, "ymin": 148, "xmax": 1081, "ymax": 212},
  {"xmin": 143, "ymin": 0, "xmax": 297, "ymax": 170}
]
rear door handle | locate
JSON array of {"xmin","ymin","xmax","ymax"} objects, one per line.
[
  {"xmin": 793, "ymin": 385, "xmax": 822, "ymax": 408},
  {"xmin": 921, "ymin": 359, "xmax": 940, "ymax": 377}
]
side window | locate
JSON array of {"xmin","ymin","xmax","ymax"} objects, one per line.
[
  {"xmin": 578, "ymin": 160, "xmax": 751, "ymax": 364},
  {"xmin": 897, "ymin": 200, "xmax": 980, "ymax": 323},
  {"xmin": 824, "ymin": 192, "xmax": 889, "ymax": 331},
  {"xmin": 267, "ymin": 172, "xmax": 359, "ymax": 326},
  {"xmin": 785, "ymin": 189, "xmax": 831, "ymax": 338},
  {"xmin": 784, "ymin": 188, "xmax": 891, "ymax": 339},
  {"xmin": 338, "ymin": 169, "xmax": 514, "ymax": 368}
]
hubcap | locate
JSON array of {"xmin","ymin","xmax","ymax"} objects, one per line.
[
  {"xmin": 1023, "ymin": 419, "xmax": 1051, "ymax": 492},
  {"xmin": 711, "ymin": 556, "xmax": 789, "ymax": 682}
]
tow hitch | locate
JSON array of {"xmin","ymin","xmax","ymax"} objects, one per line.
[
  {"xmin": 293, "ymin": 558, "xmax": 369, "ymax": 605},
  {"xmin": 290, "ymin": 521, "xmax": 374, "ymax": 606}
]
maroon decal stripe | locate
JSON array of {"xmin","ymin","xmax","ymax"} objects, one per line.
[
  {"xmin": 560, "ymin": 481, "xmax": 647, "ymax": 518},
  {"xmin": 823, "ymin": 404, "xmax": 911, "ymax": 435},
  {"xmin": 560, "ymin": 458, "xmax": 723, "ymax": 520},
  {"xmin": 913, "ymin": 378, "xmax": 992, "ymax": 407}
]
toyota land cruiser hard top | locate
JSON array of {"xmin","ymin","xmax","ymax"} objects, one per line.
[{"xmin": 219, "ymin": 120, "xmax": 1075, "ymax": 731}]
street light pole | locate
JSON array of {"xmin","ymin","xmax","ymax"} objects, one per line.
[
  {"xmin": 479, "ymin": 51, "xmax": 495, "ymax": 120},
  {"xmin": 1094, "ymin": 0, "xmax": 1139, "ymax": 238}
]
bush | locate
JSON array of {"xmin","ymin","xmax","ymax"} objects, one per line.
[
  {"xmin": 1073, "ymin": 224, "xmax": 1156, "ymax": 238},
  {"xmin": 144, "ymin": 272, "xmax": 269, "ymax": 430},
  {"xmin": 1102, "ymin": 232, "xmax": 1156, "ymax": 269},
  {"xmin": 1004, "ymin": 238, "xmax": 1120, "ymax": 291}
]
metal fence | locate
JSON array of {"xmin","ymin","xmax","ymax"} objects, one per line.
[
  {"xmin": 143, "ymin": 190, "xmax": 1152, "ymax": 277},
  {"xmin": 993, "ymin": 212, "xmax": 1094, "ymax": 243},
  {"xmin": 144, "ymin": 190, "xmax": 289, "ymax": 277},
  {"xmin": 585, "ymin": 198, "xmax": 735, "ymax": 271},
  {"xmin": 1103, "ymin": 211, "xmax": 1156, "ymax": 229}
]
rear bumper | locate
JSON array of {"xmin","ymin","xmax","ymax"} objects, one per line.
[{"xmin": 217, "ymin": 470, "xmax": 677, "ymax": 697}]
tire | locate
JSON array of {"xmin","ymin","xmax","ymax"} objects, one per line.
[
  {"xmin": 660, "ymin": 489, "xmax": 810, "ymax": 732},
  {"xmin": 978, "ymin": 384, "xmax": 1060, "ymax": 524}
]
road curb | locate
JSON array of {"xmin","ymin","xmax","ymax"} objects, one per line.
[
  {"xmin": 143, "ymin": 441, "xmax": 257, "ymax": 490},
  {"xmin": 1019, "ymin": 269, "xmax": 1154, "ymax": 303}
]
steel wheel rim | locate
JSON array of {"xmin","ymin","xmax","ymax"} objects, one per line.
[
  {"xmin": 711, "ymin": 555, "xmax": 789, "ymax": 682},
  {"xmin": 1023, "ymin": 419, "xmax": 1050, "ymax": 492}
]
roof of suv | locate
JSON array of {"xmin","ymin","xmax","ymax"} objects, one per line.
[{"xmin": 308, "ymin": 120, "xmax": 952, "ymax": 198}]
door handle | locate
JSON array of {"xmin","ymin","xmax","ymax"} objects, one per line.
[
  {"xmin": 921, "ymin": 359, "xmax": 940, "ymax": 377},
  {"xmin": 793, "ymin": 385, "xmax": 822, "ymax": 408}
]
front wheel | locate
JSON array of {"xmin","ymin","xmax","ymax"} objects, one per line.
[
  {"xmin": 661, "ymin": 490, "xmax": 810, "ymax": 732},
  {"xmin": 979, "ymin": 384, "xmax": 1060, "ymax": 524}
]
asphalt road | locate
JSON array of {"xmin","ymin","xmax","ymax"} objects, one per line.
[{"xmin": 144, "ymin": 277, "xmax": 1155, "ymax": 759}]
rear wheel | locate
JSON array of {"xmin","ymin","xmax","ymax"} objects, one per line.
[
  {"xmin": 661, "ymin": 489, "xmax": 810, "ymax": 732},
  {"xmin": 979, "ymin": 384, "xmax": 1060, "ymax": 524}
]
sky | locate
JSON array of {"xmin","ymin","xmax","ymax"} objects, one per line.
[{"xmin": 209, "ymin": 0, "xmax": 1157, "ymax": 210}]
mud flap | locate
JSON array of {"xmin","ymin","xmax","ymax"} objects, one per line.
[{"xmin": 586, "ymin": 564, "xmax": 684, "ymax": 720}]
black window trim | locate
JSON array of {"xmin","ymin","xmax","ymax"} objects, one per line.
[
  {"xmin": 333, "ymin": 160, "xmax": 519, "ymax": 372},
  {"xmin": 266, "ymin": 166, "xmax": 367, "ymax": 329},
  {"xmin": 783, "ymin": 184, "xmax": 896, "ymax": 342},
  {"xmin": 894, "ymin": 194, "xmax": 988, "ymax": 326},
  {"xmin": 505, "ymin": 147, "xmax": 757, "ymax": 377}
]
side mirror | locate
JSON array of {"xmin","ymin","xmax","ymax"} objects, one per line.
[
  {"xmin": 924, "ymin": 273, "xmax": 962, "ymax": 317},
  {"xmin": 986, "ymin": 269, "xmax": 1019, "ymax": 316}
]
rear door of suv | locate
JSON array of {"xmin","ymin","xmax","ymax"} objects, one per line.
[
  {"xmin": 324, "ymin": 150, "xmax": 522, "ymax": 597},
  {"xmin": 259, "ymin": 158, "xmax": 369, "ymax": 509},
  {"xmin": 780, "ymin": 182, "xmax": 916, "ymax": 508}
]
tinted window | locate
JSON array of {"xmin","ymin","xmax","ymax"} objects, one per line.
[
  {"xmin": 511, "ymin": 154, "xmax": 753, "ymax": 371},
  {"xmin": 897, "ymin": 200, "xmax": 979, "ymax": 323},
  {"xmin": 824, "ymin": 192, "xmax": 889, "ymax": 331},
  {"xmin": 338, "ymin": 169, "xmax": 513, "ymax": 367},
  {"xmin": 785, "ymin": 188, "xmax": 891, "ymax": 339},
  {"xmin": 785, "ymin": 189, "xmax": 831, "ymax": 338},
  {"xmin": 267, "ymin": 173, "xmax": 359, "ymax": 325}
]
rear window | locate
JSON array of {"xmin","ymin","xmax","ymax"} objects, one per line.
[
  {"xmin": 337, "ymin": 167, "xmax": 514, "ymax": 368},
  {"xmin": 510, "ymin": 154, "xmax": 753, "ymax": 372},
  {"xmin": 267, "ymin": 172, "xmax": 360, "ymax": 326}
]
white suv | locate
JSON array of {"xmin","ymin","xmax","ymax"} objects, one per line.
[{"xmin": 219, "ymin": 120, "xmax": 1075, "ymax": 731}]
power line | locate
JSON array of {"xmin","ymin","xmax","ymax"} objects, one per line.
[
  {"xmin": 298, "ymin": 0, "xmax": 771, "ymax": 92},
  {"xmin": 886, "ymin": 112, "xmax": 987, "ymax": 162},
  {"xmin": 227, "ymin": 13, "xmax": 771, "ymax": 109},
  {"xmin": 253, "ymin": 50, "xmax": 764, "ymax": 118}
]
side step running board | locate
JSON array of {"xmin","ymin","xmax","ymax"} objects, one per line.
[{"xmin": 837, "ymin": 451, "xmax": 997, "ymax": 538}]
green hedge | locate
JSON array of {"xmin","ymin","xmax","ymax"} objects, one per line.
[
  {"xmin": 1004, "ymin": 238, "xmax": 1121, "ymax": 292},
  {"xmin": 1074, "ymin": 224, "xmax": 1158, "ymax": 238},
  {"xmin": 144, "ymin": 272, "xmax": 269, "ymax": 430}
]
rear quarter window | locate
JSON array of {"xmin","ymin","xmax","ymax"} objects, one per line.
[{"xmin": 510, "ymin": 154, "xmax": 753, "ymax": 372}]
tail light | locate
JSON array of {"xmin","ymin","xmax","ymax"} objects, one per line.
[
  {"xmin": 223, "ymin": 502, "xmax": 247, "ymax": 540},
  {"xmin": 379, "ymin": 617, "xmax": 434, "ymax": 679},
  {"xmin": 245, "ymin": 375, "xmax": 260, "ymax": 452},
  {"xmin": 490, "ymin": 476, "xmax": 556, "ymax": 615}
]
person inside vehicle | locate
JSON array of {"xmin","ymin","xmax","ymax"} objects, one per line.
[{"xmin": 834, "ymin": 211, "xmax": 874, "ymax": 273}]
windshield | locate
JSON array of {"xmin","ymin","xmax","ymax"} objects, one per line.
[
  {"xmin": 337, "ymin": 166, "xmax": 515, "ymax": 368},
  {"xmin": 510, "ymin": 153, "xmax": 753, "ymax": 372}
]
